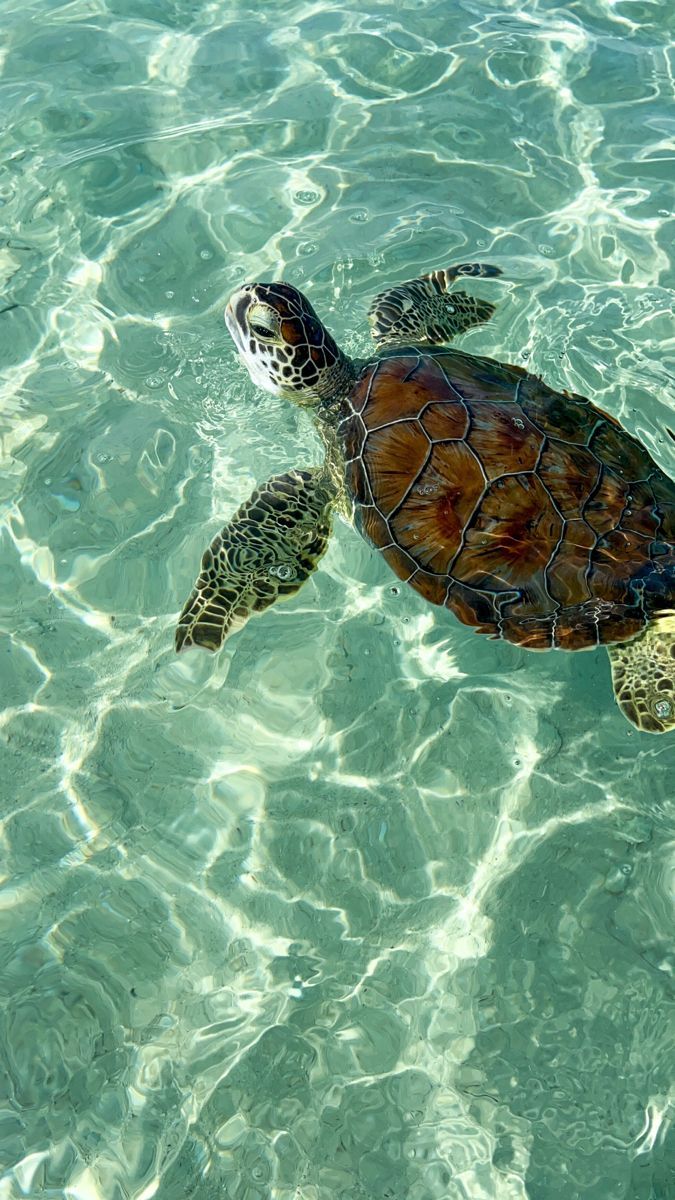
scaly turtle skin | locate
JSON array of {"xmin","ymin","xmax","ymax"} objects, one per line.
[{"xmin": 176, "ymin": 262, "xmax": 675, "ymax": 734}]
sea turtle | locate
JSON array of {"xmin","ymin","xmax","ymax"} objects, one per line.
[{"xmin": 175, "ymin": 261, "xmax": 675, "ymax": 733}]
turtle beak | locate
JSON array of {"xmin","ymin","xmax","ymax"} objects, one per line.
[
  {"xmin": 224, "ymin": 287, "xmax": 251, "ymax": 351},
  {"xmin": 223, "ymin": 286, "xmax": 284, "ymax": 398},
  {"xmin": 224, "ymin": 296, "xmax": 239, "ymax": 344}
]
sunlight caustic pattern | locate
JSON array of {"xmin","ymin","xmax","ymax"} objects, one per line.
[{"xmin": 0, "ymin": 1, "xmax": 674, "ymax": 1198}]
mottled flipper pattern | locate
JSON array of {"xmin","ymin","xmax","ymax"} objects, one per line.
[
  {"xmin": 608, "ymin": 612, "xmax": 675, "ymax": 733},
  {"xmin": 369, "ymin": 261, "xmax": 501, "ymax": 347},
  {"xmin": 175, "ymin": 469, "xmax": 335, "ymax": 652}
]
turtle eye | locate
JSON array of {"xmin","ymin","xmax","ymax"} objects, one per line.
[
  {"xmin": 250, "ymin": 321, "xmax": 274, "ymax": 338},
  {"xmin": 247, "ymin": 304, "xmax": 280, "ymax": 341}
]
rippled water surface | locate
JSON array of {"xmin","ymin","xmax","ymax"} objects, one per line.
[{"xmin": 1, "ymin": 1, "xmax": 674, "ymax": 1197}]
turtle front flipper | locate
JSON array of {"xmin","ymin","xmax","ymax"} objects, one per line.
[
  {"xmin": 175, "ymin": 468, "xmax": 335, "ymax": 653},
  {"xmin": 607, "ymin": 612, "xmax": 675, "ymax": 733},
  {"xmin": 368, "ymin": 261, "xmax": 502, "ymax": 348}
]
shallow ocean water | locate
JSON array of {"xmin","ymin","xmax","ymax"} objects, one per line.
[{"xmin": 1, "ymin": 0, "xmax": 674, "ymax": 1197}]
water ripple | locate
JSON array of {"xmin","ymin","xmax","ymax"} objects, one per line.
[{"xmin": 1, "ymin": 1, "xmax": 674, "ymax": 1198}]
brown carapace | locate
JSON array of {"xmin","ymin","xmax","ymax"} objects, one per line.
[{"xmin": 344, "ymin": 346, "xmax": 674, "ymax": 651}]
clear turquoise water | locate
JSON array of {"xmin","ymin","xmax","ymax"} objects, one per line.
[{"xmin": 1, "ymin": 1, "xmax": 674, "ymax": 1197}]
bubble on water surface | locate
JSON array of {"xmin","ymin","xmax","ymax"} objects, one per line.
[{"xmin": 294, "ymin": 189, "xmax": 320, "ymax": 206}]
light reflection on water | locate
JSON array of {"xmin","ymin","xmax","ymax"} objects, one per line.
[{"xmin": 0, "ymin": 1, "xmax": 674, "ymax": 1197}]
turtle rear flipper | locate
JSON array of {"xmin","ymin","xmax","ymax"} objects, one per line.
[
  {"xmin": 175, "ymin": 468, "xmax": 334, "ymax": 653},
  {"xmin": 368, "ymin": 261, "xmax": 501, "ymax": 348},
  {"xmin": 607, "ymin": 612, "xmax": 675, "ymax": 733}
]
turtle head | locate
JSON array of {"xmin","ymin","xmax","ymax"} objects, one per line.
[{"xmin": 225, "ymin": 281, "xmax": 352, "ymax": 407}]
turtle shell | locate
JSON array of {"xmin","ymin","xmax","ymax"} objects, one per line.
[{"xmin": 341, "ymin": 346, "xmax": 675, "ymax": 650}]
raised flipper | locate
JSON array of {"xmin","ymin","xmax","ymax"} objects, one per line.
[
  {"xmin": 175, "ymin": 468, "xmax": 335, "ymax": 652},
  {"xmin": 368, "ymin": 261, "xmax": 502, "ymax": 348},
  {"xmin": 607, "ymin": 611, "xmax": 675, "ymax": 733}
]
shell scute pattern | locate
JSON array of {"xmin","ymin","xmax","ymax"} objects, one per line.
[
  {"xmin": 361, "ymin": 356, "xmax": 441, "ymax": 429},
  {"xmin": 381, "ymin": 542, "xmax": 419, "ymax": 583},
  {"xmin": 467, "ymin": 401, "xmax": 543, "ymax": 478},
  {"xmin": 453, "ymin": 471, "xmax": 563, "ymax": 603},
  {"xmin": 516, "ymin": 375, "xmax": 600, "ymax": 444},
  {"xmin": 649, "ymin": 475, "xmax": 675, "ymax": 542},
  {"xmin": 546, "ymin": 519, "xmax": 596, "ymax": 607},
  {"xmin": 537, "ymin": 439, "xmax": 601, "ymax": 519},
  {"xmin": 585, "ymin": 468, "xmax": 627, "ymax": 535},
  {"xmin": 390, "ymin": 440, "xmax": 485, "ymax": 574},
  {"xmin": 589, "ymin": 420, "xmax": 655, "ymax": 480},
  {"xmin": 438, "ymin": 353, "xmax": 522, "ymax": 407},
  {"xmin": 420, "ymin": 401, "xmax": 468, "ymax": 441},
  {"xmin": 348, "ymin": 347, "xmax": 675, "ymax": 649}
]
